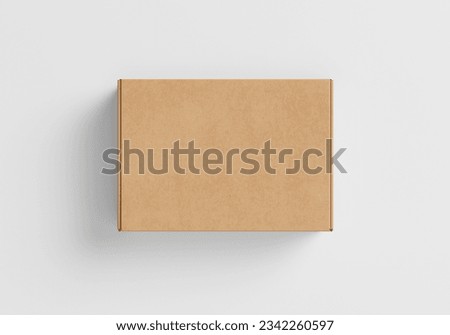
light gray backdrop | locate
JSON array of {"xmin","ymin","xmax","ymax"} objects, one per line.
[{"xmin": 1, "ymin": 0, "xmax": 449, "ymax": 314}]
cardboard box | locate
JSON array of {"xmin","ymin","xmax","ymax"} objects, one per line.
[{"xmin": 117, "ymin": 79, "xmax": 333, "ymax": 231}]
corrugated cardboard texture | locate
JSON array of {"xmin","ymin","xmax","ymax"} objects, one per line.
[{"xmin": 118, "ymin": 79, "xmax": 333, "ymax": 231}]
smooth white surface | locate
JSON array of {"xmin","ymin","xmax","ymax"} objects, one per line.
[{"xmin": 1, "ymin": 0, "xmax": 449, "ymax": 314}]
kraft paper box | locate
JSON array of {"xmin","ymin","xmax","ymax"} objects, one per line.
[{"xmin": 117, "ymin": 79, "xmax": 333, "ymax": 231}]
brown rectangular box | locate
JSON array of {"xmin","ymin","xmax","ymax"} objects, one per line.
[{"xmin": 118, "ymin": 79, "xmax": 333, "ymax": 231}]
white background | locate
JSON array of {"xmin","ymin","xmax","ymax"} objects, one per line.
[{"xmin": 1, "ymin": 0, "xmax": 449, "ymax": 314}]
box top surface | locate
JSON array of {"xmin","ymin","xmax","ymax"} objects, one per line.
[{"xmin": 118, "ymin": 79, "xmax": 332, "ymax": 231}]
